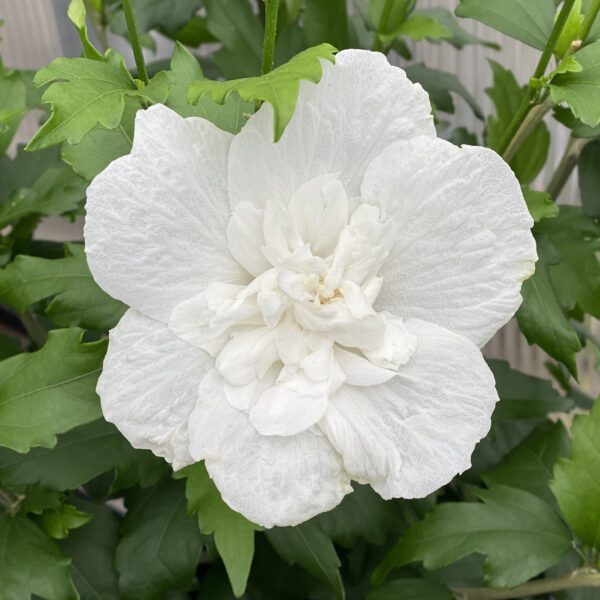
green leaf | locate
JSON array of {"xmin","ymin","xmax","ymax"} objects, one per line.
[
  {"xmin": 486, "ymin": 61, "xmax": 550, "ymax": 184},
  {"xmin": 0, "ymin": 244, "xmax": 126, "ymax": 331},
  {"xmin": 406, "ymin": 64, "xmax": 483, "ymax": 119},
  {"xmin": 555, "ymin": 0, "xmax": 584, "ymax": 58},
  {"xmin": 26, "ymin": 52, "xmax": 168, "ymax": 150},
  {"xmin": 0, "ymin": 512, "xmax": 77, "ymax": 600},
  {"xmin": 551, "ymin": 54, "xmax": 583, "ymax": 76},
  {"xmin": 316, "ymin": 484, "xmax": 401, "ymax": 548},
  {"xmin": 368, "ymin": 578, "xmax": 453, "ymax": 600},
  {"xmin": 304, "ymin": 0, "xmax": 349, "ymax": 49},
  {"xmin": 67, "ymin": 0, "xmax": 104, "ymax": 60},
  {"xmin": 537, "ymin": 206, "xmax": 600, "ymax": 318},
  {"xmin": 165, "ymin": 42, "xmax": 252, "ymax": 133},
  {"xmin": 482, "ymin": 421, "xmax": 571, "ymax": 502},
  {"xmin": 0, "ymin": 335, "xmax": 22, "ymax": 360},
  {"xmin": 61, "ymin": 97, "xmax": 138, "ymax": 180},
  {"xmin": 37, "ymin": 502, "xmax": 91, "ymax": 539},
  {"xmin": 455, "ymin": 0, "xmax": 555, "ymax": 50},
  {"xmin": 179, "ymin": 462, "xmax": 259, "ymax": 598},
  {"xmin": 111, "ymin": 0, "xmax": 203, "ymax": 38},
  {"xmin": 189, "ymin": 44, "xmax": 337, "ymax": 141},
  {"xmin": 204, "ymin": 0, "xmax": 263, "ymax": 78},
  {"xmin": 0, "ymin": 163, "xmax": 86, "ymax": 229},
  {"xmin": 266, "ymin": 521, "xmax": 345, "ymax": 599},
  {"xmin": 0, "ymin": 328, "xmax": 105, "ymax": 453},
  {"xmin": 373, "ymin": 486, "xmax": 572, "ymax": 588},
  {"xmin": 117, "ymin": 479, "xmax": 203, "ymax": 599},
  {"xmin": 171, "ymin": 15, "xmax": 217, "ymax": 47},
  {"xmin": 369, "ymin": 0, "xmax": 412, "ymax": 35},
  {"xmin": 517, "ymin": 240, "xmax": 582, "ymax": 376},
  {"xmin": 579, "ymin": 140, "xmax": 600, "ymax": 218},
  {"xmin": 552, "ymin": 401, "xmax": 600, "ymax": 549},
  {"xmin": 551, "ymin": 40, "xmax": 600, "ymax": 127},
  {"xmin": 18, "ymin": 487, "xmax": 63, "ymax": 515},
  {"xmin": 0, "ymin": 419, "xmax": 167, "ymax": 491},
  {"xmin": 0, "ymin": 64, "xmax": 28, "ymax": 154},
  {"xmin": 414, "ymin": 8, "xmax": 500, "ymax": 49},
  {"xmin": 488, "ymin": 359, "xmax": 573, "ymax": 421},
  {"xmin": 59, "ymin": 498, "xmax": 120, "ymax": 600},
  {"xmin": 554, "ymin": 105, "xmax": 600, "ymax": 138},
  {"xmin": 523, "ymin": 187, "xmax": 559, "ymax": 221},
  {"xmin": 392, "ymin": 15, "xmax": 452, "ymax": 42}
]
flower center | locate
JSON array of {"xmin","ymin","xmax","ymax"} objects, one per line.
[
  {"xmin": 168, "ymin": 173, "xmax": 417, "ymax": 437},
  {"xmin": 304, "ymin": 273, "xmax": 342, "ymax": 305}
]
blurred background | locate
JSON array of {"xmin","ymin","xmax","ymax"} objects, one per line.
[{"xmin": 0, "ymin": 0, "xmax": 596, "ymax": 389}]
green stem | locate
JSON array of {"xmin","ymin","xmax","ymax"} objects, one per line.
[
  {"xmin": 83, "ymin": 0, "xmax": 109, "ymax": 52},
  {"xmin": 122, "ymin": 0, "xmax": 148, "ymax": 84},
  {"xmin": 260, "ymin": 0, "xmax": 280, "ymax": 75},
  {"xmin": 372, "ymin": 0, "xmax": 395, "ymax": 52},
  {"xmin": 454, "ymin": 569, "xmax": 600, "ymax": 600},
  {"xmin": 497, "ymin": 0, "xmax": 577, "ymax": 157},
  {"xmin": 503, "ymin": 95, "xmax": 553, "ymax": 162},
  {"xmin": 20, "ymin": 311, "xmax": 47, "ymax": 348},
  {"xmin": 547, "ymin": 136, "xmax": 590, "ymax": 198},
  {"xmin": 580, "ymin": 0, "xmax": 600, "ymax": 42}
]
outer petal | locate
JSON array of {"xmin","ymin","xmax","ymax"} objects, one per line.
[
  {"xmin": 319, "ymin": 319, "xmax": 498, "ymax": 499},
  {"xmin": 189, "ymin": 370, "xmax": 352, "ymax": 528},
  {"xmin": 228, "ymin": 49, "xmax": 435, "ymax": 209},
  {"xmin": 98, "ymin": 309, "xmax": 212, "ymax": 470},
  {"xmin": 362, "ymin": 136, "xmax": 537, "ymax": 347},
  {"xmin": 85, "ymin": 104, "xmax": 247, "ymax": 323}
]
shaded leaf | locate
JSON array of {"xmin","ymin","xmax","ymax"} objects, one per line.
[
  {"xmin": 0, "ymin": 244, "xmax": 126, "ymax": 331},
  {"xmin": 179, "ymin": 462, "xmax": 260, "ymax": 598},
  {"xmin": 266, "ymin": 521, "xmax": 345, "ymax": 599},
  {"xmin": 0, "ymin": 328, "xmax": 105, "ymax": 453},
  {"xmin": 59, "ymin": 498, "xmax": 120, "ymax": 600},
  {"xmin": 117, "ymin": 479, "xmax": 203, "ymax": 599},
  {"xmin": 373, "ymin": 486, "xmax": 571, "ymax": 588},
  {"xmin": 368, "ymin": 578, "xmax": 453, "ymax": 600},
  {"xmin": 0, "ymin": 419, "xmax": 167, "ymax": 491},
  {"xmin": 483, "ymin": 421, "xmax": 570, "ymax": 502},
  {"xmin": 488, "ymin": 359, "xmax": 573, "ymax": 421},
  {"xmin": 552, "ymin": 401, "xmax": 600, "ymax": 549},
  {"xmin": 406, "ymin": 63, "xmax": 482, "ymax": 119},
  {"xmin": 579, "ymin": 140, "xmax": 600, "ymax": 218},
  {"xmin": 304, "ymin": 0, "xmax": 349, "ymax": 49},
  {"xmin": 0, "ymin": 512, "xmax": 77, "ymax": 600}
]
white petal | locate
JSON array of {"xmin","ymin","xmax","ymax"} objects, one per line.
[
  {"xmin": 249, "ymin": 373, "xmax": 328, "ymax": 436},
  {"xmin": 320, "ymin": 319, "xmax": 499, "ymax": 498},
  {"xmin": 85, "ymin": 104, "xmax": 247, "ymax": 323},
  {"xmin": 228, "ymin": 50, "xmax": 435, "ymax": 209},
  {"xmin": 362, "ymin": 312, "xmax": 417, "ymax": 369},
  {"xmin": 227, "ymin": 202, "xmax": 271, "ymax": 276},
  {"xmin": 215, "ymin": 327, "xmax": 278, "ymax": 385},
  {"xmin": 189, "ymin": 370, "xmax": 352, "ymax": 528},
  {"xmin": 361, "ymin": 136, "xmax": 537, "ymax": 347},
  {"xmin": 289, "ymin": 174, "xmax": 349, "ymax": 258},
  {"xmin": 334, "ymin": 347, "xmax": 397, "ymax": 386},
  {"xmin": 98, "ymin": 309, "xmax": 211, "ymax": 470}
]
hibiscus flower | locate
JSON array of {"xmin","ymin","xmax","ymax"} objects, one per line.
[{"xmin": 85, "ymin": 50, "xmax": 537, "ymax": 528}]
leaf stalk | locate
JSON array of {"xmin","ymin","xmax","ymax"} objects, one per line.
[
  {"xmin": 580, "ymin": 0, "xmax": 600, "ymax": 42},
  {"xmin": 261, "ymin": 0, "xmax": 280, "ymax": 76},
  {"xmin": 122, "ymin": 0, "xmax": 149, "ymax": 84},
  {"xmin": 497, "ymin": 0, "xmax": 577, "ymax": 158},
  {"xmin": 454, "ymin": 568, "xmax": 600, "ymax": 600}
]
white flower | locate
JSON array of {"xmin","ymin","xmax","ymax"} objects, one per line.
[{"xmin": 85, "ymin": 50, "xmax": 537, "ymax": 528}]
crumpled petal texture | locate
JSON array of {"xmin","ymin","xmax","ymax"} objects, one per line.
[{"xmin": 86, "ymin": 49, "xmax": 537, "ymax": 528}]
